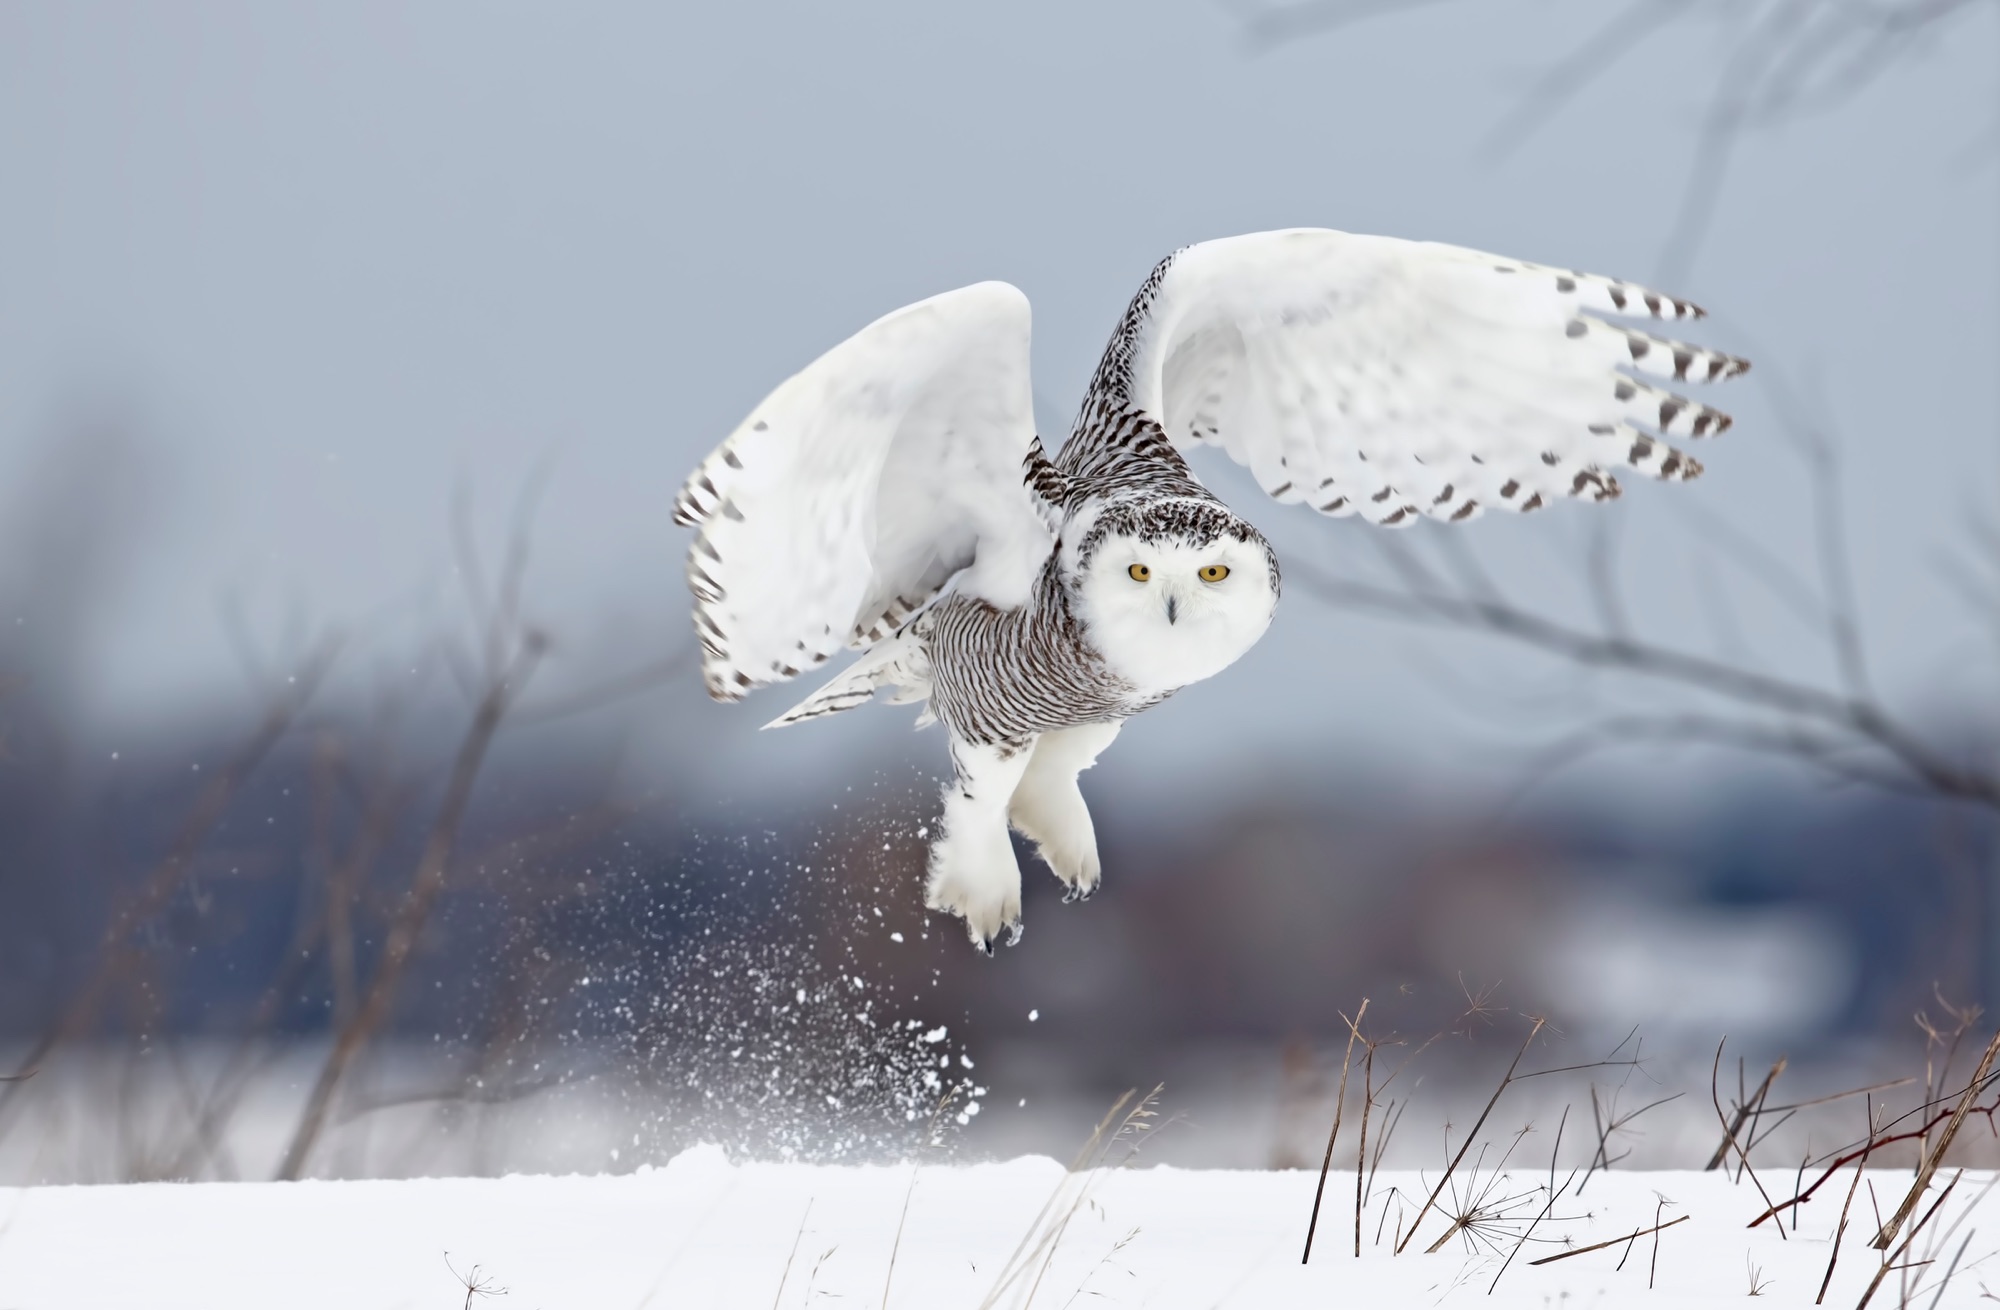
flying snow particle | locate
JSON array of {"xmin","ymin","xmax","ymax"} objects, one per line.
[{"xmin": 1028, "ymin": 1009, "xmax": 1039, "ymax": 1022}]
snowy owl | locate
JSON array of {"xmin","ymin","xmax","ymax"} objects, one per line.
[{"xmin": 674, "ymin": 229, "xmax": 1747, "ymax": 952}]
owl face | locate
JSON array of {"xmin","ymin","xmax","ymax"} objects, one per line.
[{"xmin": 1072, "ymin": 504, "xmax": 1279, "ymax": 695}]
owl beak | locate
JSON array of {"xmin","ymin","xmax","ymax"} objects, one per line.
[{"xmin": 1164, "ymin": 595, "xmax": 1178, "ymax": 625}]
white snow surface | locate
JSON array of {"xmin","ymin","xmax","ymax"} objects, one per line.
[{"xmin": 1, "ymin": 1154, "xmax": 1991, "ymax": 1308}]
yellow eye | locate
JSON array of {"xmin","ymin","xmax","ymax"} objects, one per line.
[
  {"xmin": 1127, "ymin": 563, "xmax": 1151, "ymax": 582},
  {"xmin": 1199, "ymin": 564, "xmax": 1231, "ymax": 582}
]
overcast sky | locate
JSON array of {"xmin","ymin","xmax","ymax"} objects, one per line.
[{"xmin": 2, "ymin": 0, "xmax": 1995, "ymax": 805}]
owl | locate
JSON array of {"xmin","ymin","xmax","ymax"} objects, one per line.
[{"xmin": 673, "ymin": 229, "xmax": 1747, "ymax": 952}]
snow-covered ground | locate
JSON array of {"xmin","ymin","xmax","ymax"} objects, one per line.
[{"xmin": 3, "ymin": 1151, "xmax": 1991, "ymax": 1308}]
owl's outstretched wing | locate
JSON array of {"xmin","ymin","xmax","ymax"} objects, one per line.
[
  {"xmin": 1071, "ymin": 228, "xmax": 1749, "ymax": 525},
  {"xmin": 674, "ymin": 282, "xmax": 1051, "ymax": 702}
]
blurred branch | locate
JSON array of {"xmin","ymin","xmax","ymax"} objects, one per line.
[
  {"xmin": 162, "ymin": 733, "xmax": 410, "ymax": 1180},
  {"xmin": 510, "ymin": 648, "xmax": 695, "ymax": 726},
  {"xmin": 274, "ymin": 626, "xmax": 545, "ymax": 1180},
  {"xmin": 1294, "ymin": 559, "xmax": 2000, "ymax": 807},
  {"xmin": 0, "ymin": 636, "xmax": 342, "ymax": 1128},
  {"xmin": 1227, "ymin": 0, "xmax": 1460, "ymax": 49},
  {"xmin": 275, "ymin": 489, "xmax": 561, "ymax": 1180},
  {"xmin": 0, "ymin": 671, "xmax": 21, "ymax": 765},
  {"xmin": 1297, "ymin": 347, "xmax": 2000, "ymax": 810},
  {"xmin": 1228, "ymin": 0, "xmax": 1996, "ymax": 279}
]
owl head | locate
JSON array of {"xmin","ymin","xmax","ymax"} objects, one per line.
[{"xmin": 1069, "ymin": 497, "xmax": 1280, "ymax": 694}]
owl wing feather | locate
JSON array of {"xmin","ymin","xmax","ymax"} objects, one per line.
[
  {"xmin": 674, "ymin": 281, "xmax": 1051, "ymax": 702},
  {"xmin": 1092, "ymin": 228, "xmax": 1748, "ymax": 525}
]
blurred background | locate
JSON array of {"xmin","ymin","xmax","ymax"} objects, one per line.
[{"xmin": 2, "ymin": 0, "xmax": 1996, "ymax": 1182}]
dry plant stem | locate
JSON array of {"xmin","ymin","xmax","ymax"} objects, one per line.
[
  {"xmin": 981, "ymin": 1089, "xmax": 1133, "ymax": 1308},
  {"xmin": 1580, "ymin": 1084, "xmax": 1683, "ymax": 1194},
  {"xmin": 1763, "ymin": 1077, "xmax": 1914, "ymax": 1115},
  {"xmin": 882, "ymin": 1167, "xmax": 918, "ymax": 1310},
  {"xmin": 1871, "ymin": 1029, "xmax": 2000, "ymax": 1249},
  {"xmin": 980, "ymin": 1086, "xmax": 1161, "ymax": 1310},
  {"xmin": 1856, "ymin": 1170, "xmax": 1964, "ymax": 1310},
  {"xmin": 1710, "ymin": 1056, "xmax": 1788, "ymax": 1171},
  {"xmin": 772, "ymin": 1199, "xmax": 814, "ymax": 1310},
  {"xmin": 1366, "ymin": 1097, "xmax": 1406, "ymax": 1199},
  {"xmin": 1916, "ymin": 994, "xmax": 1982, "ymax": 1162},
  {"xmin": 1749, "ymin": 1090, "xmax": 2000, "ymax": 1227},
  {"xmin": 1528, "ymin": 1214, "xmax": 1689, "ymax": 1266},
  {"xmin": 1022, "ymin": 1092, "xmax": 1159, "ymax": 1309},
  {"xmin": 274, "ymin": 636, "xmax": 544, "ymax": 1180},
  {"xmin": 1649, "ymin": 1196, "xmax": 1667, "ymax": 1290},
  {"xmin": 444, "ymin": 1253, "xmax": 507, "ymax": 1309},
  {"xmin": 1487, "ymin": 1106, "xmax": 1569, "ymax": 1295},
  {"xmin": 1711, "ymin": 1040, "xmax": 1787, "ymax": 1241},
  {"xmin": 1354, "ymin": 1039, "xmax": 1376, "ymax": 1258},
  {"xmin": 1817, "ymin": 1099, "xmax": 1877, "ymax": 1305},
  {"xmin": 1394, "ymin": 1016, "xmax": 1546, "ymax": 1255},
  {"xmin": 1060, "ymin": 1228, "xmax": 1139, "ymax": 1310},
  {"xmin": 1301, "ymin": 996, "xmax": 1367, "ymax": 1264},
  {"xmin": 0, "ymin": 639, "xmax": 339, "ymax": 1119}
]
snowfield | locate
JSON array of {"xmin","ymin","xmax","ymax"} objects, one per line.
[{"xmin": 2, "ymin": 1151, "xmax": 1992, "ymax": 1308}]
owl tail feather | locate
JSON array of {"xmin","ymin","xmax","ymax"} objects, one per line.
[{"xmin": 763, "ymin": 632, "xmax": 932, "ymax": 730}]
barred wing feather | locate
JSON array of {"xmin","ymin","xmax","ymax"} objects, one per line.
[
  {"xmin": 1117, "ymin": 229, "xmax": 1748, "ymax": 525},
  {"xmin": 674, "ymin": 282, "xmax": 1050, "ymax": 701}
]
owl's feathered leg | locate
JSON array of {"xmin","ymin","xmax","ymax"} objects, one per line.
[
  {"xmin": 1008, "ymin": 721, "xmax": 1122, "ymax": 903},
  {"xmin": 926, "ymin": 735, "xmax": 1037, "ymax": 954}
]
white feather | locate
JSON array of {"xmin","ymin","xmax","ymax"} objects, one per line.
[
  {"xmin": 674, "ymin": 282, "xmax": 1052, "ymax": 701},
  {"xmin": 1131, "ymin": 229, "xmax": 1748, "ymax": 524}
]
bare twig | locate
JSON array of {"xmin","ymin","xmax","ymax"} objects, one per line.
[
  {"xmin": 1302, "ymin": 996, "xmax": 1367, "ymax": 1263},
  {"xmin": 1649, "ymin": 1196, "xmax": 1671, "ymax": 1290},
  {"xmin": 0, "ymin": 638, "xmax": 340, "ymax": 1121},
  {"xmin": 274, "ymin": 630, "xmax": 546, "ymax": 1179},
  {"xmin": 1858, "ymin": 1171, "xmax": 1965, "ymax": 1310},
  {"xmin": 1528, "ymin": 1213, "xmax": 1689, "ymax": 1266},
  {"xmin": 445, "ymin": 1253, "xmax": 508, "ymax": 1309},
  {"xmin": 1872, "ymin": 1029, "xmax": 2000, "ymax": 1249},
  {"xmin": 1710, "ymin": 1041, "xmax": 1787, "ymax": 1240},
  {"xmin": 980, "ymin": 1086, "xmax": 1164, "ymax": 1310},
  {"xmin": 883, "ymin": 1168, "xmax": 918, "ymax": 1310},
  {"xmin": 1818, "ymin": 1095, "xmax": 1878, "ymax": 1305},
  {"xmin": 771, "ymin": 1199, "xmax": 814, "ymax": 1310},
  {"xmin": 1290, "ymin": 563, "xmax": 2000, "ymax": 811},
  {"xmin": 1354, "ymin": 1036, "xmax": 1375, "ymax": 1259},
  {"xmin": 1751, "ymin": 1090, "xmax": 2000, "ymax": 1228},
  {"xmin": 1709, "ymin": 1055, "xmax": 1788, "ymax": 1171},
  {"xmin": 1395, "ymin": 1016, "xmax": 1547, "ymax": 1254},
  {"xmin": 1489, "ymin": 1106, "xmax": 1572, "ymax": 1294}
]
